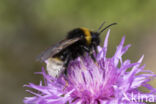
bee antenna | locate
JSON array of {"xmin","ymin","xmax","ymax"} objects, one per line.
[
  {"xmin": 98, "ymin": 22, "xmax": 117, "ymax": 34},
  {"xmin": 97, "ymin": 21, "xmax": 105, "ymax": 33}
]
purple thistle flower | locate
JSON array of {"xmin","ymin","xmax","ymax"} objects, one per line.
[{"xmin": 24, "ymin": 30, "xmax": 156, "ymax": 104}]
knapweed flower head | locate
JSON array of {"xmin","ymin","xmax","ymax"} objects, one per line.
[{"xmin": 24, "ymin": 30, "xmax": 156, "ymax": 104}]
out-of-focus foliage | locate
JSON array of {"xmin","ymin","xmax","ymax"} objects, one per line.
[{"xmin": 0, "ymin": 0, "xmax": 156, "ymax": 104}]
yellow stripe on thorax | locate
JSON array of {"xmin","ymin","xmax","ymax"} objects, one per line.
[{"xmin": 80, "ymin": 27, "xmax": 92, "ymax": 45}]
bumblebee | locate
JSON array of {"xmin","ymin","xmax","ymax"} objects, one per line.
[{"xmin": 37, "ymin": 22, "xmax": 117, "ymax": 77}]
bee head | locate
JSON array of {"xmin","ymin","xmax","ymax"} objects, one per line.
[{"xmin": 91, "ymin": 22, "xmax": 117, "ymax": 47}]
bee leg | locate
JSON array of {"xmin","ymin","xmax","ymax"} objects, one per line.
[
  {"xmin": 63, "ymin": 54, "xmax": 71, "ymax": 75},
  {"xmin": 81, "ymin": 45, "xmax": 96, "ymax": 61},
  {"xmin": 90, "ymin": 52, "xmax": 96, "ymax": 61},
  {"xmin": 64, "ymin": 61, "xmax": 69, "ymax": 75},
  {"xmin": 80, "ymin": 45, "xmax": 90, "ymax": 58},
  {"xmin": 93, "ymin": 45, "xmax": 98, "ymax": 55},
  {"xmin": 81, "ymin": 45, "xmax": 90, "ymax": 52}
]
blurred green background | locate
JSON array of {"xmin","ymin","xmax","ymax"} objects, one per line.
[{"xmin": 0, "ymin": 0, "xmax": 156, "ymax": 104}]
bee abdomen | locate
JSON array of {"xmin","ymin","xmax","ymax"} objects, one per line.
[{"xmin": 45, "ymin": 58, "xmax": 64, "ymax": 78}]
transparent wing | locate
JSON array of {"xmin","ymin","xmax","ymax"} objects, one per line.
[{"xmin": 36, "ymin": 37, "xmax": 81, "ymax": 62}]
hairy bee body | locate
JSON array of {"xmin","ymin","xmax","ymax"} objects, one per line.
[
  {"xmin": 38, "ymin": 23, "xmax": 117, "ymax": 77},
  {"xmin": 45, "ymin": 58, "xmax": 64, "ymax": 78},
  {"xmin": 54, "ymin": 28, "xmax": 100, "ymax": 63}
]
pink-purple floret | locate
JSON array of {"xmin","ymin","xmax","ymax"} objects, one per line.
[{"xmin": 24, "ymin": 30, "xmax": 156, "ymax": 104}]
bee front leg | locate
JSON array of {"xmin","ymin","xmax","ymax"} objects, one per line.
[
  {"xmin": 90, "ymin": 51, "xmax": 96, "ymax": 61},
  {"xmin": 93, "ymin": 44, "xmax": 98, "ymax": 55},
  {"xmin": 81, "ymin": 45, "xmax": 96, "ymax": 61},
  {"xmin": 81, "ymin": 45, "xmax": 90, "ymax": 52}
]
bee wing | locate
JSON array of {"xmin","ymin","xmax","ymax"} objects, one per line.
[{"xmin": 37, "ymin": 37, "xmax": 81, "ymax": 62}]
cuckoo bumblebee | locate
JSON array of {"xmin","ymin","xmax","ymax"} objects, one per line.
[{"xmin": 37, "ymin": 22, "xmax": 117, "ymax": 77}]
